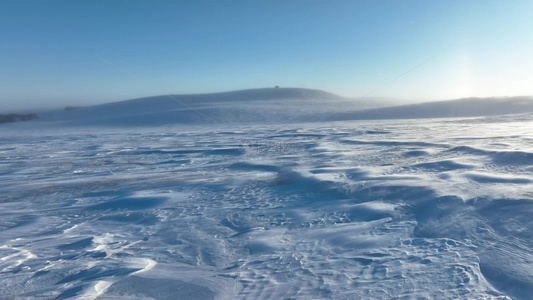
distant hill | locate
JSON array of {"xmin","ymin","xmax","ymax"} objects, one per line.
[
  {"xmin": 26, "ymin": 88, "xmax": 533, "ymax": 126},
  {"xmin": 325, "ymin": 96, "xmax": 533, "ymax": 121},
  {"xmin": 50, "ymin": 88, "xmax": 388, "ymax": 125}
]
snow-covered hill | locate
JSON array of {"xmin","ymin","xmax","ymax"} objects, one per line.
[
  {"xmin": 326, "ymin": 96, "xmax": 533, "ymax": 121},
  {"xmin": 14, "ymin": 88, "xmax": 533, "ymax": 127},
  {"xmin": 47, "ymin": 88, "xmax": 380, "ymax": 126}
]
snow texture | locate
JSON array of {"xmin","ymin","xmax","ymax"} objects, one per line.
[{"xmin": 0, "ymin": 91, "xmax": 532, "ymax": 299}]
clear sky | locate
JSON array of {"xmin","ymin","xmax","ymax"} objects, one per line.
[{"xmin": 1, "ymin": 0, "xmax": 533, "ymax": 111}]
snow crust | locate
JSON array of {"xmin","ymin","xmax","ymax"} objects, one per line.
[{"xmin": 1, "ymin": 113, "xmax": 532, "ymax": 299}]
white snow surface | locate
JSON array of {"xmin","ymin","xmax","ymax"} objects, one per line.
[{"xmin": 1, "ymin": 113, "xmax": 532, "ymax": 299}]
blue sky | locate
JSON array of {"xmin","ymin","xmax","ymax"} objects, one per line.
[{"xmin": 1, "ymin": 0, "xmax": 533, "ymax": 110}]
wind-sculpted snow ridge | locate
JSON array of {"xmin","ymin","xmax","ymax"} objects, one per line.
[{"xmin": 0, "ymin": 114, "xmax": 532, "ymax": 299}]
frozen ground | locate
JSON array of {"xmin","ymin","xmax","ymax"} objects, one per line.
[{"xmin": 0, "ymin": 114, "xmax": 532, "ymax": 299}]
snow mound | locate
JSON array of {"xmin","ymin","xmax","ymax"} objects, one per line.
[
  {"xmin": 14, "ymin": 89, "xmax": 533, "ymax": 127},
  {"xmin": 47, "ymin": 88, "xmax": 376, "ymax": 126}
]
